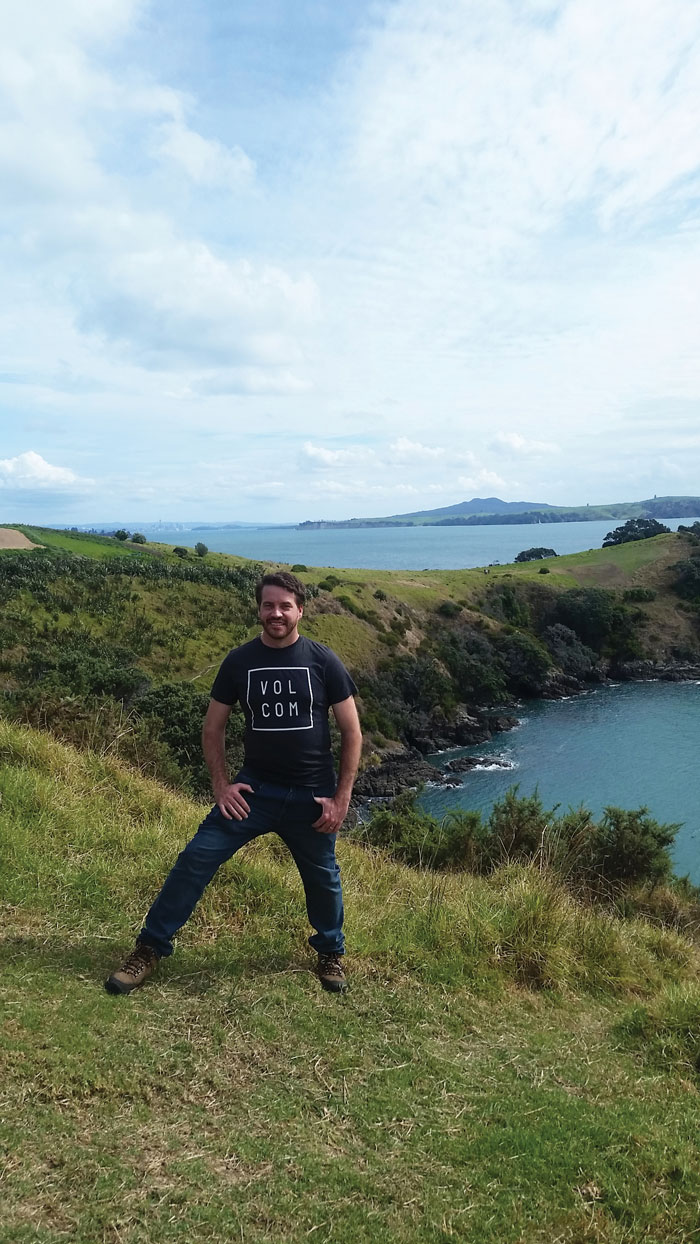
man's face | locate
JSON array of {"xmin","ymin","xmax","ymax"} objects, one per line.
[{"xmin": 258, "ymin": 585, "xmax": 303, "ymax": 645}]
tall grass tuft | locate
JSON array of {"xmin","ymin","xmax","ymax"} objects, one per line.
[{"xmin": 615, "ymin": 984, "xmax": 700, "ymax": 1075}]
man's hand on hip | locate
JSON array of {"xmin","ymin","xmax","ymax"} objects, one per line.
[
  {"xmin": 312, "ymin": 795, "xmax": 349, "ymax": 834},
  {"xmin": 215, "ymin": 782, "xmax": 254, "ymax": 821}
]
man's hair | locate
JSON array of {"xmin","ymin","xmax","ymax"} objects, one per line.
[{"xmin": 255, "ymin": 571, "xmax": 306, "ymax": 607}]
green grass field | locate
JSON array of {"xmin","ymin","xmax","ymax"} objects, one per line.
[
  {"xmin": 4, "ymin": 525, "xmax": 142, "ymax": 560},
  {"xmin": 3, "ymin": 719, "xmax": 700, "ymax": 1243}
]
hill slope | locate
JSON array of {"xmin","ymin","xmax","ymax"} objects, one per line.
[
  {"xmin": 298, "ymin": 495, "xmax": 700, "ymax": 527},
  {"xmin": 2, "ymin": 526, "xmax": 699, "ymax": 798},
  {"xmin": 3, "ymin": 720, "xmax": 700, "ymax": 1243}
]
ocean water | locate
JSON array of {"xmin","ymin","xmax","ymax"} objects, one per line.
[
  {"xmin": 421, "ymin": 681, "xmax": 700, "ymax": 882},
  {"xmin": 148, "ymin": 518, "xmax": 700, "ymax": 571}
]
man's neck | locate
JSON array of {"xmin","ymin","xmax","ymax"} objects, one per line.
[{"xmin": 259, "ymin": 629, "xmax": 301, "ymax": 649}]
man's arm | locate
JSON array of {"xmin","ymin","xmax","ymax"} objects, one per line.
[
  {"xmin": 312, "ymin": 695, "xmax": 363, "ymax": 834},
  {"xmin": 202, "ymin": 698, "xmax": 253, "ymax": 821}
]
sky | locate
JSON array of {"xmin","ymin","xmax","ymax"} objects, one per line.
[{"xmin": 2, "ymin": 0, "xmax": 700, "ymax": 525}]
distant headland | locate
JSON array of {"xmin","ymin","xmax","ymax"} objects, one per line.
[{"xmin": 297, "ymin": 495, "xmax": 700, "ymax": 530}]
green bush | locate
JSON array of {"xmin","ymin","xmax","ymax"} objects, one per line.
[
  {"xmin": 486, "ymin": 582, "xmax": 532, "ymax": 628},
  {"xmin": 134, "ymin": 682, "xmax": 245, "ymax": 795},
  {"xmin": 603, "ymin": 517, "xmax": 670, "ymax": 546},
  {"xmin": 358, "ymin": 789, "xmax": 680, "ymax": 893},
  {"xmin": 672, "ymin": 558, "xmax": 700, "ymax": 602},
  {"xmin": 623, "ymin": 587, "xmax": 656, "ymax": 601},
  {"xmin": 494, "ymin": 631, "xmax": 551, "ymax": 695},
  {"xmin": 291, "ymin": 564, "xmax": 307, "ymax": 573},
  {"xmin": 551, "ymin": 588, "xmax": 641, "ymax": 659},
  {"xmin": 437, "ymin": 600, "xmax": 461, "ymax": 618},
  {"xmin": 194, "ymin": 542, "xmax": 208, "ymax": 558},
  {"xmin": 542, "ymin": 624, "xmax": 597, "ymax": 679},
  {"xmin": 378, "ymin": 631, "xmax": 400, "ymax": 647},
  {"xmin": 436, "ymin": 626, "xmax": 508, "ymax": 703},
  {"xmin": 131, "ymin": 532, "xmax": 147, "ymax": 544},
  {"xmin": 588, "ymin": 806, "xmax": 678, "ymax": 888},
  {"xmin": 355, "ymin": 792, "xmax": 485, "ymax": 870},
  {"xmin": 515, "ymin": 547, "xmax": 557, "ymax": 562}
]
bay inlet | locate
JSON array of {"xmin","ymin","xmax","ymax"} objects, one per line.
[{"xmin": 421, "ymin": 681, "xmax": 700, "ymax": 883}]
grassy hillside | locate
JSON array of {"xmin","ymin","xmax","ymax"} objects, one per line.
[
  {"xmin": 3, "ymin": 719, "xmax": 700, "ymax": 1242},
  {"xmin": 1, "ymin": 527, "xmax": 699, "ymax": 798},
  {"xmin": 6, "ymin": 524, "xmax": 145, "ymax": 560}
]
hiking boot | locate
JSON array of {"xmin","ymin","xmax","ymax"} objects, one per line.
[
  {"xmin": 105, "ymin": 942, "xmax": 159, "ymax": 995},
  {"xmin": 316, "ymin": 952, "xmax": 348, "ymax": 993}
]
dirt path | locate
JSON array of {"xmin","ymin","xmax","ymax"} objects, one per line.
[{"xmin": 0, "ymin": 528, "xmax": 41, "ymax": 549}]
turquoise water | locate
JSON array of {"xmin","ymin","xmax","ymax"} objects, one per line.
[
  {"xmin": 421, "ymin": 681, "xmax": 700, "ymax": 882},
  {"xmin": 148, "ymin": 518, "xmax": 700, "ymax": 571}
]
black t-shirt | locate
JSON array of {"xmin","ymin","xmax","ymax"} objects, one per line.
[{"xmin": 210, "ymin": 634, "xmax": 357, "ymax": 787}]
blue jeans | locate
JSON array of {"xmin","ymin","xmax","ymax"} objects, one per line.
[{"xmin": 139, "ymin": 775, "xmax": 344, "ymax": 958}]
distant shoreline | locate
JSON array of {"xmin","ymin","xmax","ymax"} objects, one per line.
[{"xmin": 297, "ymin": 509, "xmax": 700, "ymax": 530}]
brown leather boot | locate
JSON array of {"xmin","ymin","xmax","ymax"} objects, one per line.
[
  {"xmin": 105, "ymin": 942, "xmax": 159, "ymax": 995},
  {"xmin": 316, "ymin": 952, "xmax": 348, "ymax": 993}
]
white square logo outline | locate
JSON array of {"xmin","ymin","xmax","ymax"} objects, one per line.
[{"xmin": 246, "ymin": 666, "xmax": 314, "ymax": 731}]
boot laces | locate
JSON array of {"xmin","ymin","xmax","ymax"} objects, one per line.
[
  {"xmin": 318, "ymin": 953, "xmax": 344, "ymax": 976},
  {"xmin": 120, "ymin": 945, "xmax": 156, "ymax": 977}
]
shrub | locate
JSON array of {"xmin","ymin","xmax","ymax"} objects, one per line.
[
  {"xmin": 515, "ymin": 547, "xmax": 557, "ymax": 562},
  {"xmin": 623, "ymin": 587, "xmax": 656, "ymax": 601},
  {"xmin": 494, "ymin": 631, "xmax": 551, "ymax": 695},
  {"xmin": 672, "ymin": 558, "xmax": 700, "ymax": 602},
  {"xmin": 173, "ymin": 546, "xmax": 189, "ymax": 559},
  {"xmin": 114, "ymin": 530, "xmax": 129, "ymax": 541},
  {"xmin": 603, "ymin": 517, "xmax": 670, "ymax": 546},
  {"xmin": 373, "ymin": 588, "xmax": 387, "ymax": 601},
  {"xmin": 291, "ymin": 564, "xmax": 307, "ymax": 573},
  {"xmin": 486, "ymin": 582, "xmax": 532, "ymax": 628},
  {"xmin": 551, "ymin": 588, "xmax": 641, "ymax": 659},
  {"xmin": 131, "ymin": 532, "xmax": 147, "ymax": 544},
  {"xmin": 542, "ymin": 624, "xmax": 597, "ymax": 680},
  {"xmin": 378, "ymin": 631, "xmax": 400, "ymax": 648},
  {"xmin": 134, "ymin": 682, "xmax": 244, "ymax": 794},
  {"xmin": 355, "ymin": 792, "xmax": 485, "ymax": 870},
  {"xmin": 358, "ymin": 789, "xmax": 680, "ymax": 894},
  {"xmin": 437, "ymin": 600, "xmax": 461, "ymax": 618},
  {"xmin": 436, "ymin": 626, "xmax": 507, "ymax": 703},
  {"xmin": 589, "ymin": 806, "xmax": 678, "ymax": 888},
  {"xmin": 538, "ymin": 566, "xmax": 550, "ymax": 574},
  {"xmin": 194, "ymin": 542, "xmax": 208, "ymax": 558}
]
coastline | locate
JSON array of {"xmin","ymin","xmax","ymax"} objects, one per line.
[{"xmin": 353, "ymin": 658, "xmax": 700, "ymax": 803}]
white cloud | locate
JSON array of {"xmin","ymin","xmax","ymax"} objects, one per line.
[
  {"xmin": 154, "ymin": 121, "xmax": 255, "ymax": 190},
  {"xmin": 0, "ymin": 450, "xmax": 92, "ymax": 491},
  {"xmin": 3, "ymin": 1, "xmax": 700, "ymax": 522},
  {"xmin": 490, "ymin": 433, "xmax": 560, "ymax": 456},
  {"xmin": 390, "ymin": 437, "xmax": 446, "ymax": 460},
  {"xmin": 302, "ymin": 442, "xmax": 376, "ymax": 468},
  {"xmin": 457, "ymin": 470, "xmax": 508, "ymax": 494},
  {"xmin": 0, "ymin": 3, "xmax": 316, "ymax": 390},
  {"xmin": 65, "ymin": 208, "xmax": 319, "ymax": 371}
]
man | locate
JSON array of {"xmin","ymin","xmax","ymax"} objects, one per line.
[{"xmin": 106, "ymin": 571, "xmax": 362, "ymax": 995}]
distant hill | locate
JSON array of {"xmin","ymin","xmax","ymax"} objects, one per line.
[
  {"xmin": 391, "ymin": 496, "xmax": 554, "ymax": 520},
  {"xmin": 298, "ymin": 495, "xmax": 700, "ymax": 529}
]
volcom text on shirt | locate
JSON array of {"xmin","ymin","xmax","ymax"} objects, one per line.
[{"xmin": 210, "ymin": 635, "xmax": 357, "ymax": 787}]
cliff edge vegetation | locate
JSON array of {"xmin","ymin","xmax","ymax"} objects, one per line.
[{"xmin": 1, "ymin": 523, "xmax": 699, "ymax": 798}]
